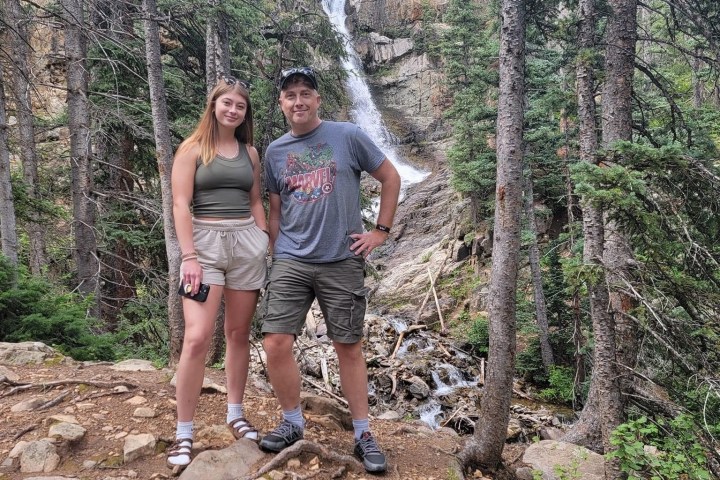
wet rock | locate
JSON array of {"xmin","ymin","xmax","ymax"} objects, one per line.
[{"xmin": 405, "ymin": 375, "xmax": 431, "ymax": 399}]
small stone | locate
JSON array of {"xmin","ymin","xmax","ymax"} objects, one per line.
[
  {"xmin": 124, "ymin": 396, "xmax": 147, "ymax": 405},
  {"xmin": 76, "ymin": 403, "xmax": 95, "ymax": 410},
  {"xmin": 287, "ymin": 458, "xmax": 301, "ymax": 468},
  {"xmin": 11, "ymin": 397, "xmax": 47, "ymax": 412},
  {"xmin": 45, "ymin": 414, "xmax": 79, "ymax": 426},
  {"xmin": 133, "ymin": 407, "xmax": 156, "ymax": 418}
]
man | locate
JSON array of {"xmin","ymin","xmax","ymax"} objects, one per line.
[{"xmin": 259, "ymin": 66, "xmax": 400, "ymax": 473}]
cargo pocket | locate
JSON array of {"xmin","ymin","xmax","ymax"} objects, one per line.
[{"xmin": 349, "ymin": 286, "xmax": 370, "ymax": 336}]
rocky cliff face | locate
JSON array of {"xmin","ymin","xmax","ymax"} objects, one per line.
[
  {"xmin": 344, "ymin": 0, "xmax": 451, "ymax": 143},
  {"xmin": 334, "ymin": 0, "xmax": 485, "ymax": 321}
]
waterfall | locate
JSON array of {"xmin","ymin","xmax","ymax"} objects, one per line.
[{"xmin": 321, "ymin": 0, "xmax": 429, "ymax": 192}]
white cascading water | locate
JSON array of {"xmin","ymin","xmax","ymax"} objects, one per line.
[{"xmin": 321, "ymin": 0, "xmax": 429, "ymax": 192}]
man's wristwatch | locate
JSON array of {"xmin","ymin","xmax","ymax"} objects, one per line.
[{"xmin": 375, "ymin": 224, "xmax": 391, "ymax": 234}]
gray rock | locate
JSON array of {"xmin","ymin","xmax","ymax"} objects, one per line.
[
  {"xmin": 110, "ymin": 359, "xmax": 157, "ymax": 372},
  {"xmin": 539, "ymin": 426, "xmax": 565, "ymax": 441},
  {"xmin": 522, "ymin": 440, "xmax": 605, "ymax": 480},
  {"xmin": 123, "ymin": 434, "xmax": 156, "ymax": 463},
  {"xmin": 8, "ymin": 440, "xmax": 29, "ymax": 458},
  {"xmin": 20, "ymin": 439, "xmax": 60, "ymax": 473},
  {"xmin": 506, "ymin": 418, "xmax": 523, "ymax": 440},
  {"xmin": 132, "ymin": 407, "xmax": 156, "ymax": 418},
  {"xmin": 45, "ymin": 414, "xmax": 80, "ymax": 426},
  {"xmin": 405, "ymin": 375, "xmax": 431, "ymax": 399},
  {"xmin": 11, "ymin": 397, "xmax": 48, "ymax": 412},
  {"xmin": 0, "ymin": 342, "xmax": 59, "ymax": 365},
  {"xmin": 378, "ymin": 410, "xmax": 401, "ymax": 420},
  {"xmin": 170, "ymin": 373, "xmax": 226, "ymax": 394},
  {"xmin": 178, "ymin": 439, "xmax": 265, "ymax": 480},
  {"xmin": 48, "ymin": 422, "xmax": 87, "ymax": 442}
]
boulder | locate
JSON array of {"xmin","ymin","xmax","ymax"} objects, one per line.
[
  {"xmin": 522, "ymin": 440, "xmax": 605, "ymax": 480},
  {"xmin": 178, "ymin": 440, "xmax": 265, "ymax": 480},
  {"xmin": 0, "ymin": 342, "xmax": 59, "ymax": 365},
  {"xmin": 20, "ymin": 439, "xmax": 60, "ymax": 473}
]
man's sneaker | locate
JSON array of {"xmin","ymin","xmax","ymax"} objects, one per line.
[
  {"xmin": 354, "ymin": 431, "xmax": 387, "ymax": 472},
  {"xmin": 259, "ymin": 420, "xmax": 304, "ymax": 452}
]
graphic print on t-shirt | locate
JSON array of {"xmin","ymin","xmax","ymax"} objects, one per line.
[{"xmin": 282, "ymin": 142, "xmax": 337, "ymax": 203}]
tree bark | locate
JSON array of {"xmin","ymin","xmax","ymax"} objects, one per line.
[
  {"xmin": 142, "ymin": 0, "xmax": 183, "ymax": 365},
  {"xmin": 205, "ymin": 0, "xmax": 231, "ymax": 93},
  {"xmin": 92, "ymin": 0, "xmax": 137, "ymax": 327},
  {"xmin": 600, "ymin": 0, "xmax": 638, "ymax": 476},
  {"xmin": 460, "ymin": 0, "xmax": 525, "ymax": 471},
  {"xmin": 62, "ymin": 0, "xmax": 99, "ymax": 313},
  {"xmin": 522, "ymin": 169, "xmax": 554, "ymax": 372},
  {"xmin": 0, "ymin": 60, "xmax": 19, "ymax": 273},
  {"xmin": 5, "ymin": 0, "xmax": 47, "ymax": 275},
  {"xmin": 203, "ymin": 0, "xmax": 232, "ymax": 366}
]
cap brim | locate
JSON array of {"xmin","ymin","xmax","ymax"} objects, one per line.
[{"xmin": 280, "ymin": 73, "xmax": 318, "ymax": 91}]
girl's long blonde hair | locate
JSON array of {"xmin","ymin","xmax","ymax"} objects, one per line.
[{"xmin": 177, "ymin": 78, "xmax": 254, "ymax": 165}]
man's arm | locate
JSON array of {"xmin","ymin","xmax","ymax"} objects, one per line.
[{"xmin": 349, "ymin": 159, "xmax": 401, "ymax": 258}]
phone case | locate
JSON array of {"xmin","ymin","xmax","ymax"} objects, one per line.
[{"xmin": 178, "ymin": 283, "xmax": 210, "ymax": 302}]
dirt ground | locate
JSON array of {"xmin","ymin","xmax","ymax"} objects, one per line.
[{"xmin": 0, "ymin": 361, "xmax": 508, "ymax": 480}]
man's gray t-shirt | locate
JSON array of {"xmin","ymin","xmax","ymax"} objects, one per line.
[{"xmin": 265, "ymin": 121, "xmax": 386, "ymax": 263}]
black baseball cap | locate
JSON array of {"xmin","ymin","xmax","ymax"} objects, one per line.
[{"xmin": 279, "ymin": 67, "xmax": 318, "ymax": 91}]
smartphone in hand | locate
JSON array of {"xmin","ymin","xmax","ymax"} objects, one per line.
[{"xmin": 178, "ymin": 282, "xmax": 210, "ymax": 302}]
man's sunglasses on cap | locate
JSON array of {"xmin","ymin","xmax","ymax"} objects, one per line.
[
  {"xmin": 221, "ymin": 75, "xmax": 251, "ymax": 90},
  {"xmin": 279, "ymin": 67, "xmax": 318, "ymax": 90}
]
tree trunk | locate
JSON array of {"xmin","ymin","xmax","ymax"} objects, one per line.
[
  {"xmin": 600, "ymin": 0, "xmax": 638, "ymax": 476},
  {"xmin": 5, "ymin": 0, "xmax": 47, "ymax": 275},
  {"xmin": 205, "ymin": 0, "xmax": 232, "ymax": 93},
  {"xmin": 142, "ymin": 0, "xmax": 183, "ymax": 366},
  {"xmin": 561, "ymin": 0, "xmax": 626, "ymax": 467},
  {"xmin": 523, "ymin": 169, "xmax": 554, "ymax": 372},
  {"xmin": 460, "ymin": 0, "xmax": 525, "ymax": 471},
  {"xmin": 203, "ymin": 0, "xmax": 231, "ymax": 366},
  {"xmin": 93, "ymin": 0, "xmax": 137, "ymax": 327},
  {"xmin": 63, "ymin": 0, "xmax": 99, "ymax": 313},
  {"xmin": 0, "ymin": 60, "xmax": 19, "ymax": 273}
]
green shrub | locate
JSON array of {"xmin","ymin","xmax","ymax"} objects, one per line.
[
  {"xmin": 538, "ymin": 366, "xmax": 575, "ymax": 405},
  {"xmin": 0, "ymin": 257, "xmax": 117, "ymax": 361},
  {"xmin": 607, "ymin": 414, "xmax": 712, "ymax": 479},
  {"xmin": 466, "ymin": 314, "xmax": 489, "ymax": 354}
]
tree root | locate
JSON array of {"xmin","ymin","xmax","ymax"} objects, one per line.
[
  {"xmin": 1, "ymin": 379, "xmax": 137, "ymax": 398},
  {"xmin": 36, "ymin": 390, "xmax": 70, "ymax": 410},
  {"xmin": 13, "ymin": 423, "xmax": 38, "ymax": 440},
  {"xmin": 246, "ymin": 440, "xmax": 362, "ymax": 480}
]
